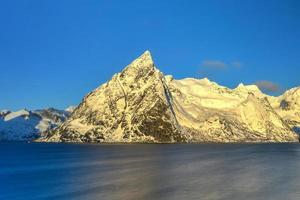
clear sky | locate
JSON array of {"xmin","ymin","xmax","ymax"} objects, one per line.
[{"xmin": 0, "ymin": 0, "xmax": 299, "ymax": 110}]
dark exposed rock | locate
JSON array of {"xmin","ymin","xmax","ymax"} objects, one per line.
[{"xmin": 280, "ymin": 100, "xmax": 291, "ymax": 111}]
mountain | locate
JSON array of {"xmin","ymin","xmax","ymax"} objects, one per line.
[
  {"xmin": 42, "ymin": 51, "xmax": 184, "ymax": 143},
  {"xmin": 0, "ymin": 107, "xmax": 73, "ymax": 141},
  {"xmin": 40, "ymin": 51, "xmax": 299, "ymax": 143}
]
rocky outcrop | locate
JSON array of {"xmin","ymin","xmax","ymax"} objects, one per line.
[{"xmin": 40, "ymin": 51, "xmax": 299, "ymax": 143}]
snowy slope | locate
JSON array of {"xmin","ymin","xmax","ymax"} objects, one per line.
[
  {"xmin": 40, "ymin": 51, "xmax": 299, "ymax": 143},
  {"xmin": 168, "ymin": 77, "xmax": 297, "ymax": 142},
  {"xmin": 270, "ymin": 87, "xmax": 300, "ymax": 132},
  {"xmin": 0, "ymin": 108, "xmax": 73, "ymax": 141}
]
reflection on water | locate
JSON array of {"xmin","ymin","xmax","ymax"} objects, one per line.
[{"xmin": 0, "ymin": 143, "xmax": 300, "ymax": 200}]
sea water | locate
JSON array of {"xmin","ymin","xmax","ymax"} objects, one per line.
[{"xmin": 1, "ymin": 142, "xmax": 300, "ymax": 200}]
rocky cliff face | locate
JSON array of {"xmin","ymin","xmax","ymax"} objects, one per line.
[{"xmin": 40, "ymin": 51, "xmax": 299, "ymax": 143}]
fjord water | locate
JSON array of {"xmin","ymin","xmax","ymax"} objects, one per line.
[{"xmin": 1, "ymin": 143, "xmax": 300, "ymax": 200}]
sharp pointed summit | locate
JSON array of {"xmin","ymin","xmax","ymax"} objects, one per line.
[
  {"xmin": 134, "ymin": 50, "xmax": 153, "ymax": 64},
  {"xmin": 118, "ymin": 50, "xmax": 158, "ymax": 83},
  {"xmin": 140, "ymin": 50, "xmax": 152, "ymax": 59},
  {"xmin": 122, "ymin": 50, "xmax": 154, "ymax": 71}
]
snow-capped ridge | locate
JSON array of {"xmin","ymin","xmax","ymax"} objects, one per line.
[
  {"xmin": 0, "ymin": 107, "xmax": 73, "ymax": 141},
  {"xmin": 282, "ymin": 86, "xmax": 300, "ymax": 97},
  {"xmin": 4, "ymin": 109, "xmax": 32, "ymax": 121},
  {"xmin": 176, "ymin": 77, "xmax": 222, "ymax": 88}
]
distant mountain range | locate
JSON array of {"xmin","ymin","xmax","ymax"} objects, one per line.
[
  {"xmin": 0, "ymin": 107, "xmax": 75, "ymax": 141},
  {"xmin": 37, "ymin": 51, "xmax": 300, "ymax": 143}
]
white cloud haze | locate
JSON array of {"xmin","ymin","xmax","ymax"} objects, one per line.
[
  {"xmin": 201, "ymin": 60, "xmax": 242, "ymax": 70},
  {"xmin": 201, "ymin": 60, "xmax": 227, "ymax": 69}
]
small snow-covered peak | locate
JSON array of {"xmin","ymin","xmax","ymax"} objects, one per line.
[
  {"xmin": 196, "ymin": 78, "xmax": 219, "ymax": 86},
  {"xmin": 192, "ymin": 77, "xmax": 212, "ymax": 84},
  {"xmin": 235, "ymin": 83, "xmax": 262, "ymax": 94},
  {"xmin": 201, "ymin": 77, "xmax": 211, "ymax": 82},
  {"xmin": 165, "ymin": 75, "xmax": 174, "ymax": 83},
  {"xmin": 198, "ymin": 78, "xmax": 221, "ymax": 87},
  {"xmin": 4, "ymin": 109, "xmax": 31, "ymax": 121},
  {"xmin": 236, "ymin": 83, "xmax": 245, "ymax": 89}
]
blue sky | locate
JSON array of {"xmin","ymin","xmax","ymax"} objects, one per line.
[{"xmin": 0, "ymin": 0, "xmax": 299, "ymax": 110}]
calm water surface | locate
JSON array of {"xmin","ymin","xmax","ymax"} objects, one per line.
[{"xmin": 0, "ymin": 143, "xmax": 300, "ymax": 200}]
